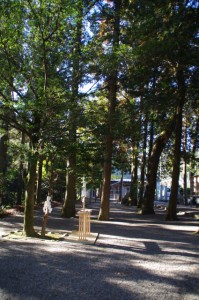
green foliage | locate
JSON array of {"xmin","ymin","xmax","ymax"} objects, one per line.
[
  {"xmin": 0, "ymin": 170, "xmax": 19, "ymax": 206},
  {"xmin": 0, "ymin": 0, "xmax": 198, "ymax": 215}
]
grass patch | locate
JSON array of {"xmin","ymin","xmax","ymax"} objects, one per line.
[
  {"xmin": 40, "ymin": 232, "xmax": 67, "ymax": 241},
  {"xmin": 193, "ymin": 230, "xmax": 199, "ymax": 235}
]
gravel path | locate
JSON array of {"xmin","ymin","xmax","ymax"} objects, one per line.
[{"xmin": 0, "ymin": 201, "xmax": 199, "ymax": 300}]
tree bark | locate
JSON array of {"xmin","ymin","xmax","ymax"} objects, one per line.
[
  {"xmin": 62, "ymin": 157, "xmax": 76, "ymax": 218},
  {"xmin": 62, "ymin": 3, "xmax": 83, "ymax": 218},
  {"xmin": 17, "ymin": 132, "xmax": 25, "ymax": 205},
  {"xmin": 190, "ymin": 117, "xmax": 199, "ymax": 203},
  {"xmin": 142, "ymin": 117, "xmax": 175, "ymax": 214},
  {"xmin": 98, "ymin": 0, "xmax": 120, "ymax": 221},
  {"xmin": 183, "ymin": 117, "xmax": 187, "ymax": 205},
  {"xmin": 138, "ymin": 116, "xmax": 148, "ymax": 208},
  {"xmin": 166, "ymin": 108, "xmax": 183, "ymax": 220},
  {"xmin": 166, "ymin": 68, "xmax": 186, "ymax": 221},
  {"xmin": 23, "ymin": 154, "xmax": 37, "ymax": 236},
  {"xmin": 119, "ymin": 169, "xmax": 124, "ymax": 202},
  {"xmin": 148, "ymin": 119, "xmax": 154, "ymax": 163},
  {"xmin": 99, "ymin": 135, "xmax": 113, "ymax": 220},
  {"xmin": 129, "ymin": 143, "xmax": 138, "ymax": 206}
]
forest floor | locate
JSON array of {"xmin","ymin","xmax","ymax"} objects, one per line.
[{"xmin": 0, "ymin": 200, "xmax": 199, "ymax": 300}]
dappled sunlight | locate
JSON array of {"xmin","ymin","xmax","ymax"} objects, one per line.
[
  {"xmin": 0, "ymin": 289, "xmax": 19, "ymax": 300},
  {"xmin": 92, "ymin": 219, "xmax": 140, "ymax": 226},
  {"xmin": 103, "ymin": 251, "xmax": 198, "ymax": 299},
  {"xmin": 1, "ymin": 232, "xmax": 198, "ymax": 300},
  {"xmin": 154, "ymin": 223, "xmax": 198, "ymax": 232},
  {"xmin": 1, "ymin": 201, "xmax": 198, "ymax": 300},
  {"xmin": 133, "ymin": 257, "xmax": 198, "ymax": 277},
  {"xmin": 111, "ymin": 217, "xmax": 199, "ymax": 230},
  {"xmin": 105, "ymin": 276, "xmax": 184, "ymax": 300}
]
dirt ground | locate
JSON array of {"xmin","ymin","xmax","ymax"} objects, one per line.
[{"xmin": 0, "ymin": 201, "xmax": 199, "ymax": 300}]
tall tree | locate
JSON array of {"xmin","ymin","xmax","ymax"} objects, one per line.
[
  {"xmin": 62, "ymin": 1, "xmax": 84, "ymax": 218},
  {"xmin": 98, "ymin": 0, "xmax": 121, "ymax": 220},
  {"xmin": 17, "ymin": 132, "xmax": 25, "ymax": 205},
  {"xmin": 165, "ymin": 0, "xmax": 198, "ymax": 220},
  {"xmin": 129, "ymin": 142, "xmax": 138, "ymax": 206},
  {"xmin": 0, "ymin": 0, "xmax": 77, "ymax": 235},
  {"xmin": 166, "ymin": 68, "xmax": 186, "ymax": 220},
  {"xmin": 142, "ymin": 116, "xmax": 175, "ymax": 214},
  {"xmin": 138, "ymin": 114, "xmax": 148, "ymax": 208},
  {"xmin": 190, "ymin": 117, "xmax": 199, "ymax": 202},
  {"xmin": 182, "ymin": 117, "xmax": 188, "ymax": 205}
]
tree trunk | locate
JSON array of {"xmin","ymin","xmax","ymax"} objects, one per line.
[
  {"xmin": 166, "ymin": 68, "xmax": 186, "ymax": 221},
  {"xmin": 41, "ymin": 214, "xmax": 48, "ymax": 237},
  {"xmin": 138, "ymin": 116, "xmax": 148, "ymax": 208},
  {"xmin": 98, "ymin": 0, "xmax": 120, "ymax": 221},
  {"xmin": 99, "ymin": 135, "xmax": 113, "ymax": 220},
  {"xmin": 142, "ymin": 117, "xmax": 175, "ymax": 214},
  {"xmin": 190, "ymin": 117, "xmax": 199, "ymax": 203},
  {"xmin": 62, "ymin": 4, "xmax": 83, "ymax": 218},
  {"xmin": 129, "ymin": 143, "xmax": 138, "ymax": 206},
  {"xmin": 148, "ymin": 119, "xmax": 154, "ymax": 162},
  {"xmin": 166, "ymin": 108, "xmax": 183, "ymax": 220},
  {"xmin": 119, "ymin": 169, "xmax": 124, "ymax": 202},
  {"xmin": 62, "ymin": 157, "xmax": 76, "ymax": 218},
  {"xmin": 17, "ymin": 132, "xmax": 25, "ymax": 205},
  {"xmin": 23, "ymin": 154, "xmax": 37, "ymax": 237},
  {"xmin": 183, "ymin": 118, "xmax": 187, "ymax": 205}
]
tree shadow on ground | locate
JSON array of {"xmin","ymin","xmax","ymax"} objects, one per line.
[
  {"xmin": 0, "ymin": 200, "xmax": 199, "ymax": 299},
  {"xmin": 0, "ymin": 238, "xmax": 199, "ymax": 300}
]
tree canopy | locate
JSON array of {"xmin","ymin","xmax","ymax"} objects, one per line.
[{"xmin": 0, "ymin": 0, "xmax": 198, "ymax": 234}]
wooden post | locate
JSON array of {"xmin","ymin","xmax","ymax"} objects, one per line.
[
  {"xmin": 41, "ymin": 195, "xmax": 52, "ymax": 237},
  {"xmin": 78, "ymin": 210, "xmax": 91, "ymax": 240},
  {"xmin": 41, "ymin": 213, "xmax": 48, "ymax": 237}
]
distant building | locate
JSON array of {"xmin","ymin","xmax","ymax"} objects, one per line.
[
  {"xmin": 110, "ymin": 179, "xmax": 131, "ymax": 200},
  {"xmin": 110, "ymin": 178, "xmax": 183, "ymax": 202}
]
